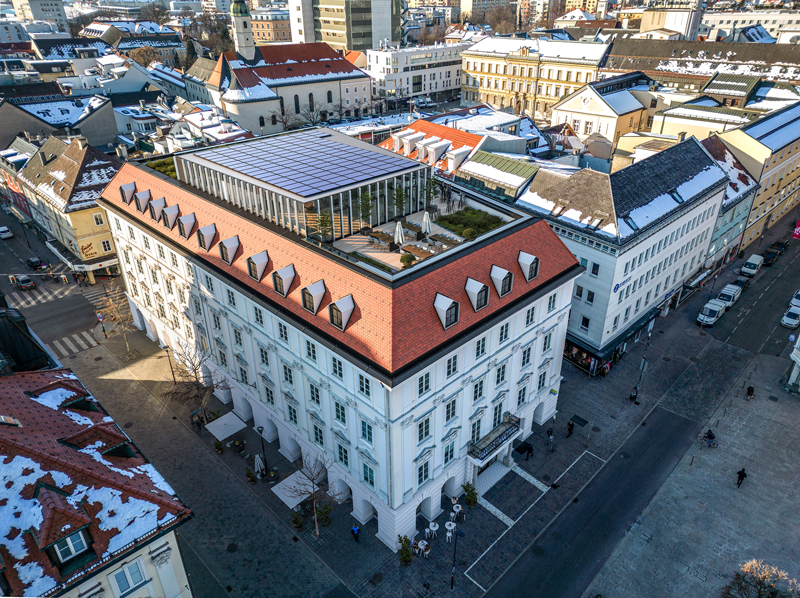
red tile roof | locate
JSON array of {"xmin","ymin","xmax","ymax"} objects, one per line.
[
  {"xmin": 101, "ymin": 163, "xmax": 578, "ymax": 374},
  {"xmin": 344, "ymin": 50, "xmax": 364, "ymax": 65},
  {"xmin": 0, "ymin": 369, "xmax": 191, "ymax": 597},
  {"xmin": 377, "ymin": 120, "xmax": 484, "ymax": 174}
]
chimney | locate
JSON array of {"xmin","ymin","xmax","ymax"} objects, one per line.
[
  {"xmin": 38, "ymin": 152, "xmax": 46, "ymax": 166},
  {"xmin": 116, "ymin": 144, "xmax": 128, "ymax": 159},
  {"xmin": 677, "ymin": 132, "xmax": 687, "ymax": 142},
  {"xmin": 139, "ymin": 99, "xmax": 146, "ymax": 109},
  {"xmin": 75, "ymin": 136, "xmax": 88, "ymax": 150}
]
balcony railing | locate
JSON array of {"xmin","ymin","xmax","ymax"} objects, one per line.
[{"xmin": 468, "ymin": 413, "xmax": 520, "ymax": 461}]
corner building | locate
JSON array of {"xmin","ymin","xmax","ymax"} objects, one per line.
[{"xmin": 99, "ymin": 129, "xmax": 582, "ymax": 549}]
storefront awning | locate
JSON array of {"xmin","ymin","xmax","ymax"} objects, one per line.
[
  {"xmin": 45, "ymin": 239, "xmax": 119, "ymax": 272},
  {"xmin": 205, "ymin": 411, "xmax": 246, "ymax": 441},
  {"xmin": 272, "ymin": 470, "xmax": 318, "ymax": 510}
]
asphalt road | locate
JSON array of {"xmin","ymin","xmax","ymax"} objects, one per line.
[{"xmin": 485, "ymin": 407, "xmax": 701, "ymax": 598}]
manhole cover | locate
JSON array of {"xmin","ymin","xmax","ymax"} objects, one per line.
[
  {"xmin": 663, "ymin": 357, "xmax": 671, "ymax": 362},
  {"xmin": 551, "ymin": 531, "xmax": 562, "ymax": 540},
  {"xmin": 658, "ymin": 330, "xmax": 664, "ymax": 334},
  {"xmin": 124, "ymin": 422, "xmax": 133, "ymax": 429},
  {"xmin": 370, "ymin": 573, "xmax": 384, "ymax": 585},
  {"xmin": 573, "ymin": 498, "xmax": 579, "ymax": 503},
  {"xmin": 592, "ymin": 426, "xmax": 600, "ymax": 432},
  {"xmin": 769, "ymin": 395, "xmax": 779, "ymax": 402},
  {"xmin": 94, "ymin": 357, "xmax": 102, "ymax": 362},
  {"xmin": 542, "ymin": 474, "xmax": 551, "ymax": 482},
  {"xmin": 532, "ymin": 546, "xmax": 545, "ymax": 556},
  {"xmin": 226, "ymin": 586, "xmax": 233, "ymax": 592},
  {"xmin": 226, "ymin": 543, "xmax": 237, "ymax": 553},
  {"xmin": 690, "ymin": 357, "xmax": 699, "ymax": 363},
  {"xmin": 620, "ymin": 452, "xmax": 630, "ymax": 459},
  {"xmin": 172, "ymin": 416, "xmax": 177, "ymax": 420}
]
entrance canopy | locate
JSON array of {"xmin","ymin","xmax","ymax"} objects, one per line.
[
  {"xmin": 206, "ymin": 411, "xmax": 246, "ymax": 441},
  {"xmin": 272, "ymin": 470, "xmax": 318, "ymax": 510}
]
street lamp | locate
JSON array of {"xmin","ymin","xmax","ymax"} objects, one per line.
[
  {"xmin": 164, "ymin": 346, "xmax": 176, "ymax": 383},
  {"xmin": 256, "ymin": 425, "xmax": 268, "ymax": 475},
  {"xmin": 630, "ymin": 330, "xmax": 652, "ymax": 405},
  {"xmin": 450, "ymin": 529, "xmax": 465, "ymax": 590}
]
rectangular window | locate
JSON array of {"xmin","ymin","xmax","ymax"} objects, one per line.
[
  {"xmin": 55, "ymin": 532, "xmax": 87, "ymax": 563},
  {"xmin": 418, "ymin": 417, "xmax": 430, "ymax": 442},
  {"xmin": 338, "ymin": 444, "xmax": 349, "ymax": 467},
  {"xmin": 314, "ymin": 424, "xmax": 324, "ymax": 447},
  {"xmin": 581, "ymin": 316, "xmax": 590, "ymax": 331},
  {"xmin": 335, "ymin": 401, "xmax": 346, "ymax": 425},
  {"xmin": 538, "ymin": 371, "xmax": 547, "ymax": 391},
  {"xmin": 525, "ymin": 306, "xmax": 535, "ymax": 327},
  {"xmin": 233, "ymin": 329, "xmax": 242, "ymax": 346},
  {"xmin": 332, "ymin": 357, "xmax": 343, "ymax": 379},
  {"xmin": 473, "ymin": 379, "xmax": 484, "ymax": 401},
  {"xmin": 517, "ymin": 386, "xmax": 527, "ymax": 407},
  {"xmin": 212, "ymin": 314, "xmax": 221, "ymax": 330},
  {"xmin": 499, "ymin": 322, "xmax": 509, "ymax": 343},
  {"xmin": 492, "ymin": 403, "xmax": 503, "ymax": 428},
  {"xmin": 205, "ymin": 275, "xmax": 214, "ymax": 292},
  {"xmin": 417, "ymin": 461, "xmax": 429, "ymax": 485},
  {"xmin": 543, "ymin": 332, "xmax": 552, "ymax": 352},
  {"xmin": 254, "ymin": 307, "xmax": 264, "ymax": 326},
  {"xmin": 591, "ymin": 263, "xmax": 599, "ymax": 276},
  {"xmin": 263, "ymin": 385, "xmax": 274, "ymax": 406},
  {"xmin": 287, "ymin": 404, "xmax": 298, "ymax": 425},
  {"xmin": 624, "ymin": 307, "xmax": 631, "ymax": 322},
  {"xmin": 446, "ymin": 355, "xmax": 458, "ymax": 377},
  {"xmin": 361, "ymin": 420, "xmax": 373, "ymax": 443},
  {"xmin": 496, "ymin": 363, "xmax": 506, "ymax": 385},
  {"xmin": 521, "ymin": 346, "xmax": 531, "ymax": 367},
  {"xmin": 547, "ymin": 294, "xmax": 557, "ymax": 312},
  {"xmin": 239, "ymin": 366, "xmax": 248, "ymax": 385},
  {"xmin": 259, "ymin": 347, "xmax": 269, "ymax": 366},
  {"xmin": 575, "ymin": 285, "xmax": 583, "ymax": 299},
  {"xmin": 112, "ymin": 561, "xmax": 144, "ymax": 593},
  {"xmin": 359, "ymin": 374, "xmax": 371, "ymax": 397},
  {"xmin": 445, "ymin": 398, "xmax": 457, "ymax": 421},
  {"xmin": 283, "ymin": 364, "xmax": 293, "ymax": 385},
  {"xmin": 586, "ymin": 291, "xmax": 594, "ymax": 305},
  {"xmin": 102, "ymin": 240, "xmax": 112, "ymax": 252},
  {"xmin": 278, "ymin": 322, "xmax": 288, "ymax": 342},
  {"xmin": 309, "ymin": 383, "xmax": 320, "ymax": 405},
  {"xmin": 418, "ymin": 372, "xmax": 430, "ymax": 395},
  {"xmin": 363, "ymin": 463, "xmax": 375, "ymax": 487},
  {"xmin": 218, "ymin": 351, "xmax": 227, "ymax": 368},
  {"xmin": 306, "ymin": 340, "xmax": 316, "ymax": 361},
  {"xmin": 227, "ymin": 289, "xmax": 236, "ymax": 307},
  {"xmin": 613, "ymin": 315, "xmax": 619, "ymax": 330},
  {"xmin": 471, "ymin": 419, "xmax": 481, "ymax": 443},
  {"xmin": 444, "ymin": 440, "xmax": 455, "ymax": 465},
  {"xmin": 475, "ymin": 337, "xmax": 486, "ymax": 359}
]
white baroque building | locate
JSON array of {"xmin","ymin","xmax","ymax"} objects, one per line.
[{"xmin": 99, "ymin": 129, "xmax": 582, "ymax": 549}]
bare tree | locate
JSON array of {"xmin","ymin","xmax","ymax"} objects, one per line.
[
  {"xmin": 128, "ymin": 46, "xmax": 159, "ymax": 67},
  {"xmin": 284, "ymin": 450, "xmax": 348, "ymax": 537},
  {"xmin": 270, "ymin": 107, "xmax": 300, "ymax": 131},
  {"xmin": 720, "ymin": 560, "xmax": 799, "ymax": 598},
  {"xmin": 418, "ymin": 24, "xmax": 446, "ymax": 45},
  {"xmin": 486, "ymin": 6, "xmax": 517, "ymax": 33},
  {"xmin": 140, "ymin": 1, "xmax": 171, "ymax": 25},
  {"xmin": 299, "ymin": 103, "xmax": 325, "ymax": 125},
  {"xmin": 97, "ymin": 281, "xmax": 136, "ymax": 357},
  {"xmin": 161, "ymin": 340, "xmax": 230, "ymax": 422}
]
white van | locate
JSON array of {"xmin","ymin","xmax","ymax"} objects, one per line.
[
  {"xmin": 697, "ymin": 299, "xmax": 727, "ymax": 326},
  {"xmin": 716, "ymin": 284, "xmax": 743, "ymax": 310},
  {"xmin": 740, "ymin": 254, "xmax": 764, "ymax": 277}
]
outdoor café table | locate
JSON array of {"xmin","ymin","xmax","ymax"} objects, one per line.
[
  {"xmin": 401, "ymin": 245, "xmax": 433, "ymax": 259},
  {"xmin": 369, "ymin": 232, "xmax": 394, "ymax": 245},
  {"xmin": 430, "ymin": 233, "xmax": 460, "ymax": 247},
  {"xmin": 445, "ymin": 521, "xmax": 457, "ymax": 531},
  {"xmin": 429, "ymin": 522, "xmax": 439, "ymax": 537},
  {"xmin": 453, "ymin": 504, "xmax": 463, "ymax": 514},
  {"xmin": 403, "ymin": 222, "xmax": 422, "ymax": 234}
]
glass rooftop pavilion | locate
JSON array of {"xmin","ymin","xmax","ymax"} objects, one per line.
[{"xmin": 174, "ymin": 129, "xmax": 522, "ymax": 276}]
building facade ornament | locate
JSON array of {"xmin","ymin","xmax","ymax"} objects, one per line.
[
  {"xmin": 461, "ymin": 375, "xmax": 473, "ymax": 388},
  {"xmin": 243, "ymin": 324, "xmax": 252, "ymax": 335},
  {"xmin": 511, "ymin": 342, "xmax": 521, "ymax": 354},
  {"xmin": 401, "ymin": 416, "xmax": 413, "ymax": 428},
  {"xmin": 292, "ymin": 360, "xmax": 304, "ymax": 371},
  {"xmin": 150, "ymin": 547, "xmax": 172, "ymax": 567}
]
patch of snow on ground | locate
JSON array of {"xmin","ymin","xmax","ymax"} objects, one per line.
[
  {"xmin": 31, "ymin": 387, "xmax": 77, "ymax": 410},
  {"xmin": 14, "ymin": 561, "xmax": 57, "ymax": 597}
]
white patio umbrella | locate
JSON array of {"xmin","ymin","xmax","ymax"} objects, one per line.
[
  {"xmin": 254, "ymin": 453, "xmax": 266, "ymax": 477},
  {"xmin": 394, "ymin": 220, "xmax": 405, "ymax": 245},
  {"xmin": 421, "ymin": 211, "xmax": 433, "ymax": 236}
]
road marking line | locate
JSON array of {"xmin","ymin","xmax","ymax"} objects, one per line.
[
  {"xmin": 511, "ymin": 464, "xmax": 550, "ymax": 493},
  {"xmin": 51, "ymin": 339, "xmax": 69, "ymax": 356},
  {"xmin": 477, "ymin": 497, "xmax": 514, "ymax": 527},
  {"xmin": 72, "ymin": 335, "xmax": 88, "ymax": 350},
  {"xmin": 732, "ymin": 326, "xmax": 738, "ymax": 333},
  {"xmin": 61, "ymin": 337, "xmax": 79, "ymax": 353},
  {"xmin": 759, "ymin": 292, "xmax": 765, "ymax": 298},
  {"xmin": 81, "ymin": 331, "xmax": 97, "ymax": 346}
]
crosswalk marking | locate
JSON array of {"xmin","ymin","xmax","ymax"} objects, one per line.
[
  {"xmin": 46, "ymin": 330, "xmax": 98, "ymax": 358},
  {"xmin": 51, "ymin": 339, "xmax": 67, "ymax": 355},
  {"xmin": 61, "ymin": 336, "xmax": 79, "ymax": 353},
  {"xmin": 81, "ymin": 331, "xmax": 95, "ymax": 345},
  {"xmin": 8, "ymin": 285, "xmax": 74, "ymax": 308},
  {"xmin": 72, "ymin": 334, "xmax": 88, "ymax": 350}
]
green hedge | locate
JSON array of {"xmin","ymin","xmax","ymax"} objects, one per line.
[
  {"xmin": 435, "ymin": 208, "xmax": 503, "ymax": 237},
  {"xmin": 147, "ymin": 157, "xmax": 177, "ymax": 179}
]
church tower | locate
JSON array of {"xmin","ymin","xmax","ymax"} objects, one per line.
[{"xmin": 231, "ymin": 0, "xmax": 256, "ymax": 61}]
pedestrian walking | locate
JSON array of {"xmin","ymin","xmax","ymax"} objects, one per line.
[
  {"xmin": 351, "ymin": 524, "xmax": 360, "ymax": 542},
  {"xmin": 567, "ymin": 421, "xmax": 574, "ymax": 438},
  {"xmin": 736, "ymin": 468, "xmax": 747, "ymax": 488},
  {"xmin": 546, "ymin": 428, "xmax": 554, "ymax": 452},
  {"xmin": 746, "ymin": 386, "xmax": 754, "ymax": 401},
  {"xmin": 525, "ymin": 443, "xmax": 533, "ymax": 460}
]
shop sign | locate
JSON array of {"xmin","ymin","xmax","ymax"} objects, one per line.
[
  {"xmin": 613, "ymin": 276, "xmax": 632, "ymax": 293},
  {"xmin": 81, "ymin": 242, "xmax": 98, "ymax": 259}
]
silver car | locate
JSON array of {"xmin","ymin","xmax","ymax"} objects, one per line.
[
  {"xmin": 781, "ymin": 306, "xmax": 800, "ymax": 329},
  {"xmin": 791, "ymin": 289, "xmax": 800, "ymax": 308}
]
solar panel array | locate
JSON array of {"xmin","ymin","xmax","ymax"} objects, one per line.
[{"xmin": 196, "ymin": 130, "xmax": 416, "ymax": 198}]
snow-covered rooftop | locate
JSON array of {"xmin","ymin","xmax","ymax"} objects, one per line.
[
  {"xmin": 464, "ymin": 37, "xmax": 609, "ymax": 63},
  {"xmin": 18, "ymin": 96, "xmax": 108, "ymax": 126},
  {"xmin": 601, "ymin": 90, "xmax": 645, "ymax": 115}
]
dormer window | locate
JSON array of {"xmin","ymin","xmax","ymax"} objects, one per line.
[
  {"xmin": 247, "ymin": 251, "xmax": 269, "ymax": 281},
  {"xmin": 301, "ymin": 280, "xmax": 326, "ymax": 315},
  {"xmin": 434, "ymin": 293, "xmax": 459, "ymax": 330},
  {"xmin": 490, "ymin": 265, "xmax": 513, "ymax": 297},
  {"xmin": 162, "ymin": 205, "xmax": 179, "ymax": 230},
  {"xmin": 196, "ymin": 224, "xmax": 216, "ymax": 251},
  {"xmin": 133, "ymin": 191, "xmax": 150, "ymax": 213},
  {"xmin": 328, "ymin": 294, "xmax": 354, "ymax": 331},
  {"xmin": 518, "ymin": 251, "xmax": 539, "ymax": 282},
  {"xmin": 177, "ymin": 213, "xmax": 195, "ymax": 238},
  {"xmin": 272, "ymin": 264, "xmax": 295, "ymax": 297},
  {"xmin": 218, "ymin": 236, "xmax": 239, "ymax": 264},
  {"xmin": 148, "ymin": 197, "xmax": 166, "ymax": 221},
  {"xmin": 119, "ymin": 182, "xmax": 136, "ymax": 204},
  {"xmin": 465, "ymin": 278, "xmax": 489, "ymax": 312},
  {"xmin": 55, "ymin": 531, "xmax": 88, "ymax": 563}
]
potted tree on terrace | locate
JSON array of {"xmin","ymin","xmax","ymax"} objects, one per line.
[
  {"xmin": 398, "ymin": 535, "xmax": 413, "ymax": 566},
  {"xmin": 393, "ymin": 186, "xmax": 408, "ymax": 221},
  {"xmin": 355, "ymin": 191, "xmax": 374, "ymax": 233}
]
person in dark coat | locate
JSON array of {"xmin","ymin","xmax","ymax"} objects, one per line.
[
  {"xmin": 546, "ymin": 428, "xmax": 554, "ymax": 452},
  {"xmin": 567, "ymin": 421, "xmax": 575, "ymax": 438},
  {"xmin": 737, "ymin": 468, "xmax": 747, "ymax": 488}
]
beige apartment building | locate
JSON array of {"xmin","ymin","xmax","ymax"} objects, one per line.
[
  {"xmin": 720, "ymin": 102, "xmax": 800, "ymax": 249},
  {"xmin": 461, "ymin": 37, "xmax": 610, "ymax": 119},
  {"xmin": 252, "ymin": 7, "xmax": 291, "ymax": 43}
]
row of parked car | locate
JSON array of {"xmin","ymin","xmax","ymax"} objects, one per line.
[{"xmin": 697, "ymin": 238, "xmax": 792, "ymax": 327}]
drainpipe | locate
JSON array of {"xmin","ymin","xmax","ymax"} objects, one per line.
[{"xmin": 384, "ymin": 385, "xmax": 394, "ymax": 510}]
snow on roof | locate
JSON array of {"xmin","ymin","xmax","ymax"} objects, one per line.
[
  {"xmin": 464, "ymin": 37, "xmax": 608, "ymax": 62},
  {"xmin": 741, "ymin": 101, "xmax": 800, "ymax": 150},
  {"xmin": 601, "ymin": 90, "xmax": 645, "ymax": 115},
  {"xmin": 117, "ymin": 37, "xmax": 182, "ymax": 50},
  {"xmin": 18, "ymin": 96, "xmax": 107, "ymax": 126},
  {"xmin": 557, "ymin": 8, "xmax": 596, "ymax": 20},
  {"xmin": 457, "ymin": 159, "xmax": 530, "ymax": 189},
  {"xmin": 147, "ymin": 62, "xmax": 186, "ymax": 88},
  {"xmin": 95, "ymin": 54, "xmax": 126, "ymax": 66},
  {"xmin": 700, "ymin": 136, "xmax": 758, "ymax": 208},
  {"xmin": 93, "ymin": 20, "xmax": 176, "ymax": 34},
  {"xmin": 37, "ymin": 40, "xmax": 110, "ymax": 60},
  {"xmin": 661, "ymin": 105, "xmax": 752, "ymax": 124},
  {"xmin": 0, "ymin": 369, "xmax": 190, "ymax": 597}
]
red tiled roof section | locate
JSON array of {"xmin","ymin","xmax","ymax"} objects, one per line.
[
  {"xmin": 254, "ymin": 42, "xmax": 344, "ymax": 65},
  {"xmin": 102, "ymin": 165, "xmax": 577, "ymax": 372},
  {"xmin": 344, "ymin": 50, "xmax": 363, "ymax": 65},
  {"xmin": 377, "ymin": 120, "xmax": 484, "ymax": 170},
  {"xmin": 35, "ymin": 488, "xmax": 90, "ymax": 549}
]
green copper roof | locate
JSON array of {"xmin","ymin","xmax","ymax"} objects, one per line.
[{"xmin": 231, "ymin": 0, "xmax": 250, "ymax": 17}]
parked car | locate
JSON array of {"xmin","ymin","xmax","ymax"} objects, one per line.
[
  {"xmin": 697, "ymin": 299, "xmax": 727, "ymax": 327},
  {"xmin": 731, "ymin": 276, "xmax": 751, "ymax": 291},
  {"xmin": 781, "ymin": 306, "xmax": 800, "ymax": 329},
  {"xmin": 763, "ymin": 248, "xmax": 781, "ymax": 266},
  {"xmin": 15, "ymin": 274, "xmax": 35, "ymax": 290},
  {"xmin": 25, "ymin": 257, "xmax": 46, "ymax": 271},
  {"xmin": 740, "ymin": 254, "xmax": 764, "ymax": 277},
  {"xmin": 791, "ymin": 289, "xmax": 800, "ymax": 308},
  {"xmin": 769, "ymin": 238, "xmax": 790, "ymax": 254},
  {"xmin": 0, "ymin": 226, "xmax": 13, "ymax": 239},
  {"xmin": 716, "ymin": 284, "xmax": 743, "ymax": 310}
]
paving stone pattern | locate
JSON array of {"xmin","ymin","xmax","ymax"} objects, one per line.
[
  {"xmin": 583, "ymin": 355, "xmax": 800, "ymax": 598},
  {"xmin": 482, "ymin": 472, "xmax": 541, "ymax": 521}
]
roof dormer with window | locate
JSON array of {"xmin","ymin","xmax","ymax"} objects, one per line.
[
  {"xmin": 162, "ymin": 205, "xmax": 179, "ymax": 230},
  {"xmin": 518, "ymin": 251, "xmax": 539, "ymax": 282},
  {"xmin": 177, "ymin": 213, "xmax": 195, "ymax": 239},
  {"xmin": 434, "ymin": 293, "xmax": 460, "ymax": 330},
  {"xmin": 490, "ymin": 265, "xmax": 513, "ymax": 297},
  {"xmin": 196, "ymin": 224, "xmax": 217, "ymax": 251},
  {"xmin": 148, "ymin": 197, "xmax": 166, "ymax": 222},
  {"xmin": 272, "ymin": 264, "xmax": 294, "ymax": 297},
  {"xmin": 464, "ymin": 277, "xmax": 489, "ymax": 312},
  {"xmin": 247, "ymin": 250, "xmax": 269, "ymax": 281},
  {"xmin": 301, "ymin": 280, "xmax": 326, "ymax": 315},
  {"xmin": 219, "ymin": 235, "xmax": 239, "ymax": 264}
]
